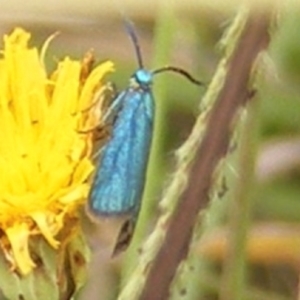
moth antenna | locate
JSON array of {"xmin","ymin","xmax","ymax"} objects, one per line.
[
  {"xmin": 124, "ymin": 19, "xmax": 144, "ymax": 69},
  {"xmin": 153, "ymin": 66, "xmax": 203, "ymax": 86}
]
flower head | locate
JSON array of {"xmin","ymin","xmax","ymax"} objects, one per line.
[{"xmin": 0, "ymin": 28, "xmax": 113, "ymax": 274}]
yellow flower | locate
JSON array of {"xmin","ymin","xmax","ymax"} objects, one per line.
[{"xmin": 0, "ymin": 28, "xmax": 114, "ymax": 275}]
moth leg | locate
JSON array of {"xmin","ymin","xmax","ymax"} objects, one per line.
[
  {"xmin": 111, "ymin": 218, "xmax": 135, "ymax": 257},
  {"xmin": 77, "ymin": 82, "xmax": 117, "ymax": 135},
  {"xmin": 101, "ymin": 88, "xmax": 124, "ymax": 124}
]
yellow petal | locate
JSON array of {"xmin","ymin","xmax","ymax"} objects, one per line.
[{"xmin": 6, "ymin": 222, "xmax": 36, "ymax": 275}]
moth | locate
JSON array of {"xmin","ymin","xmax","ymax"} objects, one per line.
[{"xmin": 88, "ymin": 21, "xmax": 201, "ymax": 255}]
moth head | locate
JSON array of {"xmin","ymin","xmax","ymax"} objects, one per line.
[{"xmin": 130, "ymin": 69, "xmax": 153, "ymax": 90}]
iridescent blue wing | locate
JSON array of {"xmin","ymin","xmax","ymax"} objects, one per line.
[{"xmin": 88, "ymin": 87, "xmax": 154, "ymax": 216}]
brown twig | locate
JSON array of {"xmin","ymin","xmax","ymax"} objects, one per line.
[{"xmin": 140, "ymin": 11, "xmax": 272, "ymax": 300}]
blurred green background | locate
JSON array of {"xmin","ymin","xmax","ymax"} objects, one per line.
[{"xmin": 1, "ymin": 1, "xmax": 300, "ymax": 300}]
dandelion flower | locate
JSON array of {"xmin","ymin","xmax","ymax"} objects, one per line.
[{"xmin": 0, "ymin": 27, "xmax": 113, "ymax": 279}]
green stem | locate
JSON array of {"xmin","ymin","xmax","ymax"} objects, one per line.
[
  {"xmin": 140, "ymin": 1, "xmax": 176, "ymax": 238},
  {"xmin": 120, "ymin": 6, "xmax": 177, "ymax": 282},
  {"xmin": 220, "ymin": 97, "xmax": 260, "ymax": 300}
]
